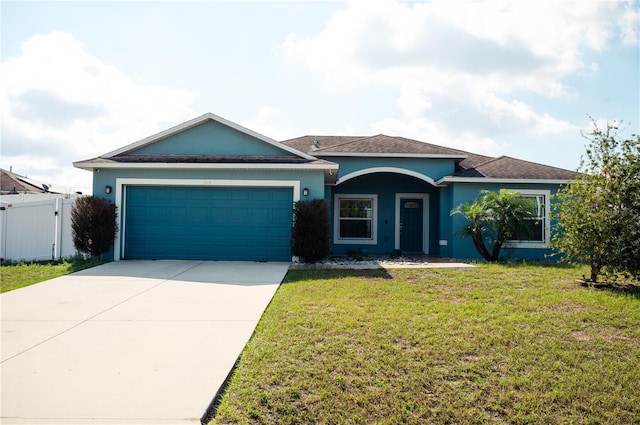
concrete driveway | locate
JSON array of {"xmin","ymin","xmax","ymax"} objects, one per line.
[{"xmin": 1, "ymin": 260, "xmax": 289, "ymax": 424}]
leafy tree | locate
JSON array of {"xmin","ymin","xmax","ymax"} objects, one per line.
[
  {"xmin": 291, "ymin": 199, "xmax": 331, "ymax": 263},
  {"xmin": 451, "ymin": 189, "xmax": 536, "ymax": 262},
  {"xmin": 71, "ymin": 196, "xmax": 118, "ymax": 257},
  {"xmin": 553, "ymin": 120, "xmax": 640, "ymax": 282}
]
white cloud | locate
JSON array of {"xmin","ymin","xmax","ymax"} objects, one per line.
[
  {"xmin": 240, "ymin": 106, "xmax": 291, "ymax": 141},
  {"xmin": 618, "ymin": 1, "xmax": 640, "ymax": 45},
  {"xmin": 371, "ymin": 116, "xmax": 502, "ymax": 156},
  {"xmin": 397, "ymin": 83, "xmax": 433, "ymax": 118},
  {"xmin": 479, "ymin": 93, "xmax": 577, "ymax": 135},
  {"xmin": 282, "ymin": 0, "xmax": 629, "ymax": 152},
  {"xmin": 0, "ymin": 31, "xmax": 196, "ymax": 193}
]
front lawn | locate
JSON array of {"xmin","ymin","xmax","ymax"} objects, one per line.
[
  {"xmin": 211, "ymin": 264, "xmax": 640, "ymax": 424},
  {"xmin": 0, "ymin": 256, "xmax": 104, "ymax": 293}
]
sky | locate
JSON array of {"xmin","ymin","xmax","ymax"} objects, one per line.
[{"xmin": 1, "ymin": 0, "xmax": 638, "ymax": 195}]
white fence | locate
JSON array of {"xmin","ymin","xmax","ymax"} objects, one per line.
[{"xmin": 0, "ymin": 195, "xmax": 78, "ymax": 262}]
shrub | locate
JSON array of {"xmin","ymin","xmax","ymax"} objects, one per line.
[
  {"xmin": 291, "ymin": 199, "xmax": 331, "ymax": 263},
  {"xmin": 553, "ymin": 119, "xmax": 640, "ymax": 282},
  {"xmin": 71, "ymin": 196, "xmax": 118, "ymax": 257}
]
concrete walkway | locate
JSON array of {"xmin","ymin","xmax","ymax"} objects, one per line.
[{"xmin": 1, "ymin": 260, "xmax": 289, "ymax": 425}]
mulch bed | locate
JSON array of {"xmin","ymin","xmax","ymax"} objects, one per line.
[{"xmin": 575, "ymin": 279, "xmax": 640, "ymax": 295}]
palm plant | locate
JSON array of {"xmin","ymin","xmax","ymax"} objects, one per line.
[{"xmin": 451, "ymin": 189, "xmax": 536, "ymax": 261}]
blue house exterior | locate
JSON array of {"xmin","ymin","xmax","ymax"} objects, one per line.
[{"xmin": 74, "ymin": 113, "xmax": 578, "ymax": 262}]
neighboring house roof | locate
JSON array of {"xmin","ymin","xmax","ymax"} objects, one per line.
[
  {"xmin": 282, "ymin": 134, "xmax": 467, "ymax": 158},
  {"xmin": 0, "ymin": 168, "xmax": 73, "ymax": 195}
]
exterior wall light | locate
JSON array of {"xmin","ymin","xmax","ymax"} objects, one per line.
[
  {"xmin": 302, "ymin": 188, "xmax": 309, "ymax": 196},
  {"xmin": 105, "ymin": 185, "xmax": 112, "ymax": 194}
]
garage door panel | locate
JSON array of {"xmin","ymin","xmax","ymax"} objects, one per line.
[
  {"xmin": 272, "ymin": 190, "xmax": 292, "ymax": 202},
  {"xmin": 148, "ymin": 207, "xmax": 167, "ymax": 219},
  {"xmin": 210, "ymin": 191, "xmax": 229, "ymax": 200},
  {"xmin": 189, "ymin": 190, "xmax": 209, "ymax": 201},
  {"xmin": 170, "ymin": 188, "xmax": 189, "ymax": 202},
  {"xmin": 231, "ymin": 209, "xmax": 250, "ymax": 223},
  {"xmin": 251, "ymin": 191, "xmax": 270, "ymax": 201},
  {"xmin": 209, "ymin": 207, "xmax": 229, "ymax": 223},
  {"xmin": 272, "ymin": 207, "xmax": 292, "ymax": 223},
  {"xmin": 124, "ymin": 186, "xmax": 292, "ymax": 261},
  {"xmin": 189, "ymin": 206, "xmax": 210, "ymax": 223},
  {"xmin": 231, "ymin": 190, "xmax": 251, "ymax": 201}
]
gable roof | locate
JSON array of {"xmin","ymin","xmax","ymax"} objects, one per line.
[
  {"xmin": 74, "ymin": 113, "xmax": 341, "ymax": 174},
  {"xmin": 103, "ymin": 113, "xmax": 317, "ymax": 160},
  {"xmin": 282, "ymin": 134, "xmax": 467, "ymax": 158}
]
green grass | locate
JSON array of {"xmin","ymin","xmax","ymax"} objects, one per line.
[
  {"xmin": 211, "ymin": 264, "xmax": 640, "ymax": 424},
  {"xmin": 0, "ymin": 256, "xmax": 104, "ymax": 293}
]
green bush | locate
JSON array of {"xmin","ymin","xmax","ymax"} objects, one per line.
[
  {"xmin": 71, "ymin": 196, "xmax": 118, "ymax": 257},
  {"xmin": 552, "ymin": 120, "xmax": 640, "ymax": 282},
  {"xmin": 291, "ymin": 199, "xmax": 331, "ymax": 263}
]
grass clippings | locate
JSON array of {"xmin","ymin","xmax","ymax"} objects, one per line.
[{"xmin": 211, "ymin": 264, "xmax": 640, "ymax": 425}]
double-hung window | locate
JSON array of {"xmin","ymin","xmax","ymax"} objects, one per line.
[
  {"xmin": 505, "ymin": 190, "xmax": 550, "ymax": 248},
  {"xmin": 334, "ymin": 194, "xmax": 378, "ymax": 244}
]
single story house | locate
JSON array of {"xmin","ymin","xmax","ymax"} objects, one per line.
[
  {"xmin": 0, "ymin": 167, "xmax": 76, "ymax": 195},
  {"xmin": 74, "ymin": 113, "xmax": 578, "ymax": 262}
]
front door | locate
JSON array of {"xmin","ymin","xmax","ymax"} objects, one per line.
[{"xmin": 400, "ymin": 198, "xmax": 423, "ymax": 253}]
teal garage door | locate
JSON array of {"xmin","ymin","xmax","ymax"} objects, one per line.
[{"xmin": 124, "ymin": 186, "xmax": 293, "ymax": 261}]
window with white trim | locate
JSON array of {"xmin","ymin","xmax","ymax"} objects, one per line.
[
  {"xmin": 334, "ymin": 194, "xmax": 377, "ymax": 244},
  {"xmin": 505, "ymin": 190, "xmax": 550, "ymax": 248}
]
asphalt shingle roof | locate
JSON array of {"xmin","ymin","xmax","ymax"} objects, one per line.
[
  {"xmin": 74, "ymin": 155, "xmax": 335, "ymax": 168},
  {"xmin": 282, "ymin": 135, "xmax": 578, "ymax": 181},
  {"xmin": 109, "ymin": 154, "xmax": 315, "ymax": 164},
  {"xmin": 282, "ymin": 134, "xmax": 467, "ymax": 156},
  {"xmin": 76, "ymin": 133, "xmax": 578, "ymax": 181},
  {"xmin": 280, "ymin": 136, "xmax": 363, "ymax": 153},
  {"xmin": 454, "ymin": 156, "xmax": 579, "ymax": 180}
]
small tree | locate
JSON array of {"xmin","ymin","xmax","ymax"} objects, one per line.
[
  {"xmin": 451, "ymin": 189, "xmax": 536, "ymax": 262},
  {"xmin": 291, "ymin": 199, "xmax": 331, "ymax": 263},
  {"xmin": 553, "ymin": 119, "xmax": 640, "ymax": 282},
  {"xmin": 71, "ymin": 196, "xmax": 118, "ymax": 257}
]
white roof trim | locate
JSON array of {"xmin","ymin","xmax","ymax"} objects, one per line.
[
  {"xmin": 316, "ymin": 152, "xmax": 466, "ymax": 159},
  {"xmin": 101, "ymin": 112, "xmax": 317, "ymax": 160},
  {"xmin": 436, "ymin": 177, "xmax": 574, "ymax": 185},
  {"xmin": 337, "ymin": 167, "xmax": 437, "ymax": 186},
  {"xmin": 73, "ymin": 161, "xmax": 338, "ymax": 172}
]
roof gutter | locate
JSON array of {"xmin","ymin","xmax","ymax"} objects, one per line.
[
  {"xmin": 436, "ymin": 176, "xmax": 577, "ymax": 186},
  {"xmin": 315, "ymin": 152, "xmax": 467, "ymax": 159}
]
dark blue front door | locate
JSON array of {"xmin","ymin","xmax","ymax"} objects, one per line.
[{"xmin": 400, "ymin": 198, "xmax": 423, "ymax": 253}]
